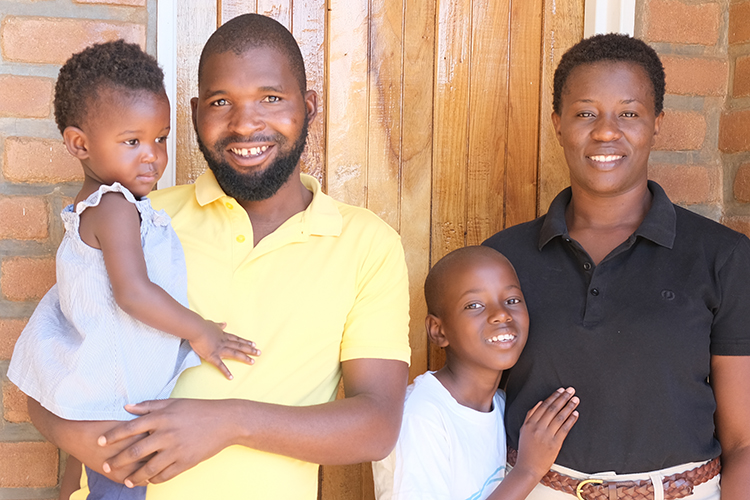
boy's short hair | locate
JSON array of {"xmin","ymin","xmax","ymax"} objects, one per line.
[
  {"xmin": 199, "ymin": 13, "xmax": 307, "ymax": 94},
  {"xmin": 424, "ymin": 246, "xmax": 505, "ymax": 317},
  {"xmin": 54, "ymin": 39, "xmax": 165, "ymax": 134},
  {"xmin": 553, "ymin": 33, "xmax": 665, "ymax": 115}
]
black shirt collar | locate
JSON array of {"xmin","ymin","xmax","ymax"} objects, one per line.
[{"xmin": 538, "ymin": 180, "xmax": 677, "ymax": 251}]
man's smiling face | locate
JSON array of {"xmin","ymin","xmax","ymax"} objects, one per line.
[{"xmin": 191, "ymin": 45, "xmax": 317, "ymax": 201}]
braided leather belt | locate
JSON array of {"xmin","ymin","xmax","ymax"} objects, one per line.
[{"xmin": 507, "ymin": 448, "xmax": 721, "ymax": 500}]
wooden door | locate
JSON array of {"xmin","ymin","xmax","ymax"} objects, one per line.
[{"xmin": 170, "ymin": 1, "xmax": 584, "ymax": 498}]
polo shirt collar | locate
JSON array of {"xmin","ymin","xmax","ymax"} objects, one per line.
[
  {"xmin": 193, "ymin": 170, "xmax": 342, "ymax": 237},
  {"xmin": 538, "ymin": 180, "xmax": 676, "ymax": 251}
]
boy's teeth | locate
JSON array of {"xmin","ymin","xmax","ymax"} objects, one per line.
[
  {"xmin": 590, "ymin": 155, "xmax": 623, "ymax": 162},
  {"xmin": 231, "ymin": 145, "xmax": 269, "ymax": 157},
  {"xmin": 488, "ymin": 333, "xmax": 515, "ymax": 343}
]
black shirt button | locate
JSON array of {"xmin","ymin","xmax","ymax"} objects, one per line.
[
  {"xmin": 590, "ymin": 288, "xmax": 599, "ymax": 296},
  {"xmin": 583, "ymin": 262, "xmax": 592, "ymax": 271}
]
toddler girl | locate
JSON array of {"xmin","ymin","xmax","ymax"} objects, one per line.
[{"xmin": 9, "ymin": 40, "xmax": 260, "ymax": 499}]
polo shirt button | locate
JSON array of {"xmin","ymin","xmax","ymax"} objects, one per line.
[
  {"xmin": 590, "ymin": 288, "xmax": 599, "ymax": 296},
  {"xmin": 583, "ymin": 262, "xmax": 592, "ymax": 271},
  {"xmin": 236, "ymin": 235, "xmax": 245, "ymax": 243},
  {"xmin": 226, "ymin": 202, "xmax": 234, "ymax": 209}
]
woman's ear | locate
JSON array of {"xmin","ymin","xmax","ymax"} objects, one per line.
[
  {"xmin": 62, "ymin": 126, "xmax": 90, "ymax": 160},
  {"xmin": 426, "ymin": 314, "xmax": 449, "ymax": 348}
]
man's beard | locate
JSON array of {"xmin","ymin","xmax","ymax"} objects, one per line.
[{"xmin": 196, "ymin": 118, "xmax": 309, "ymax": 202}]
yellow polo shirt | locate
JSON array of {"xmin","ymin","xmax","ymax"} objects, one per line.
[{"xmin": 141, "ymin": 171, "xmax": 410, "ymax": 499}]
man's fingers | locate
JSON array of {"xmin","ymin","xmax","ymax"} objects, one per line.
[
  {"xmin": 123, "ymin": 454, "xmax": 176, "ymax": 487},
  {"xmin": 99, "ymin": 410, "xmax": 160, "ymax": 446}
]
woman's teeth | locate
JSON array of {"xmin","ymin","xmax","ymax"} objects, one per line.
[
  {"xmin": 589, "ymin": 155, "xmax": 623, "ymax": 162},
  {"xmin": 231, "ymin": 146, "xmax": 269, "ymax": 157}
]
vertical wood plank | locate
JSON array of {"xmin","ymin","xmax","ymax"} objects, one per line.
[
  {"xmin": 466, "ymin": 0, "xmax": 511, "ymax": 244},
  {"xmin": 538, "ymin": 0, "xmax": 585, "ymax": 213},
  {"xmin": 428, "ymin": 0, "xmax": 473, "ymax": 371},
  {"xmin": 175, "ymin": 2, "xmax": 217, "ymax": 185},
  {"xmin": 257, "ymin": 0, "xmax": 291, "ymax": 28},
  {"xmin": 504, "ymin": 0, "xmax": 544, "ymax": 228},
  {"xmin": 219, "ymin": 0, "xmax": 257, "ymax": 25},
  {"xmin": 400, "ymin": 0, "xmax": 435, "ymax": 382},
  {"xmin": 366, "ymin": 0, "xmax": 403, "ymax": 231},
  {"xmin": 292, "ymin": 0, "xmax": 327, "ymax": 186},
  {"xmin": 326, "ymin": 0, "xmax": 370, "ymax": 207}
]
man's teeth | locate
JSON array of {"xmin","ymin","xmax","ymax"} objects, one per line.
[
  {"xmin": 589, "ymin": 155, "xmax": 623, "ymax": 162},
  {"xmin": 487, "ymin": 334, "xmax": 515, "ymax": 343},
  {"xmin": 231, "ymin": 146, "xmax": 269, "ymax": 157}
]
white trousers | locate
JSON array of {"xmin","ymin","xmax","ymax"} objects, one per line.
[{"xmin": 510, "ymin": 460, "xmax": 721, "ymax": 500}]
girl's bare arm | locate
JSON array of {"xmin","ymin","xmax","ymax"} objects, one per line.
[{"xmin": 80, "ymin": 193, "xmax": 259, "ymax": 378}]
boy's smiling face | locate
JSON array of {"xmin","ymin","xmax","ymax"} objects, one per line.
[{"xmin": 428, "ymin": 251, "xmax": 529, "ymax": 375}]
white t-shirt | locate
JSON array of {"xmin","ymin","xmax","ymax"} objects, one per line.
[{"xmin": 373, "ymin": 372, "xmax": 506, "ymax": 500}]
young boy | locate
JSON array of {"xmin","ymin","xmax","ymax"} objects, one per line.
[{"xmin": 372, "ymin": 246, "xmax": 579, "ymax": 500}]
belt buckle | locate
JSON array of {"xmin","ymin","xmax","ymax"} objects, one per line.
[{"xmin": 576, "ymin": 478, "xmax": 604, "ymax": 500}]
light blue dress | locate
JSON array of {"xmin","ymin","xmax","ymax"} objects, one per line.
[{"xmin": 8, "ymin": 183, "xmax": 200, "ymax": 421}]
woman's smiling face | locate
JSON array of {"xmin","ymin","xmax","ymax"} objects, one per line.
[{"xmin": 552, "ymin": 61, "xmax": 664, "ymax": 198}]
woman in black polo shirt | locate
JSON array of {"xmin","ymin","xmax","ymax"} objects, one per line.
[{"xmin": 484, "ymin": 34, "xmax": 750, "ymax": 500}]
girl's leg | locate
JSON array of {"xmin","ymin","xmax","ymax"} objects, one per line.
[{"xmin": 85, "ymin": 467, "xmax": 146, "ymax": 500}]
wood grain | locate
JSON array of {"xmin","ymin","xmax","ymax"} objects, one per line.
[
  {"xmin": 326, "ymin": 0, "xmax": 370, "ymax": 208},
  {"xmin": 400, "ymin": 0, "xmax": 435, "ymax": 383},
  {"xmin": 504, "ymin": 0, "xmax": 544, "ymax": 228},
  {"xmin": 292, "ymin": 0, "xmax": 327, "ymax": 186},
  {"xmin": 538, "ymin": 0, "xmax": 585, "ymax": 213},
  {"xmin": 466, "ymin": 0, "xmax": 511, "ymax": 243},
  {"xmin": 428, "ymin": 0, "xmax": 473, "ymax": 371},
  {"xmin": 366, "ymin": 0, "xmax": 403, "ymax": 231},
  {"xmin": 175, "ymin": 1, "xmax": 217, "ymax": 185}
]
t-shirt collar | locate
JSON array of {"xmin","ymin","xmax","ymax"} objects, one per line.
[
  {"xmin": 538, "ymin": 180, "xmax": 677, "ymax": 250},
  {"xmin": 193, "ymin": 170, "xmax": 342, "ymax": 237}
]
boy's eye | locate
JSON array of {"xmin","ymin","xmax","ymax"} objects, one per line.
[
  {"xmin": 156, "ymin": 136, "xmax": 168, "ymax": 144},
  {"xmin": 506, "ymin": 298, "xmax": 522, "ymax": 305},
  {"xmin": 124, "ymin": 139, "xmax": 139, "ymax": 146},
  {"xmin": 263, "ymin": 96, "xmax": 281, "ymax": 103},
  {"xmin": 211, "ymin": 98, "xmax": 228, "ymax": 107},
  {"xmin": 465, "ymin": 302, "xmax": 483, "ymax": 310}
]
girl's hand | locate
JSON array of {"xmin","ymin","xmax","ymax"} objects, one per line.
[
  {"xmin": 515, "ymin": 387, "xmax": 579, "ymax": 480},
  {"xmin": 189, "ymin": 321, "xmax": 261, "ymax": 379}
]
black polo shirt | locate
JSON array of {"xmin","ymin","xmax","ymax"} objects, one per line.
[{"xmin": 483, "ymin": 181, "xmax": 750, "ymax": 474}]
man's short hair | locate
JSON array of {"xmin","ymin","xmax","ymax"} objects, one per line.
[
  {"xmin": 198, "ymin": 13, "xmax": 307, "ymax": 94},
  {"xmin": 553, "ymin": 33, "xmax": 665, "ymax": 115},
  {"xmin": 54, "ymin": 39, "xmax": 165, "ymax": 134}
]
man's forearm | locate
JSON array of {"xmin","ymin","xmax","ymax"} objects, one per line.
[
  {"xmin": 100, "ymin": 359, "xmax": 409, "ymax": 486},
  {"xmin": 27, "ymin": 398, "xmax": 143, "ymax": 481}
]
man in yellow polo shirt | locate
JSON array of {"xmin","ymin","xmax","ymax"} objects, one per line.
[{"xmin": 29, "ymin": 14, "xmax": 410, "ymax": 499}]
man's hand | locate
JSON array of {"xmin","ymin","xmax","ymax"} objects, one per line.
[{"xmin": 99, "ymin": 399, "xmax": 235, "ymax": 487}]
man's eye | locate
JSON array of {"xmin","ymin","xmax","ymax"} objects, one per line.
[
  {"xmin": 263, "ymin": 96, "xmax": 281, "ymax": 103},
  {"xmin": 621, "ymin": 112, "xmax": 637, "ymax": 118},
  {"xmin": 211, "ymin": 98, "xmax": 228, "ymax": 106},
  {"xmin": 124, "ymin": 139, "xmax": 139, "ymax": 146},
  {"xmin": 577, "ymin": 112, "xmax": 595, "ymax": 118}
]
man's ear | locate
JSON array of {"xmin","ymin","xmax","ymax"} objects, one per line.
[
  {"xmin": 425, "ymin": 314, "xmax": 449, "ymax": 348},
  {"xmin": 62, "ymin": 126, "xmax": 89, "ymax": 160},
  {"xmin": 190, "ymin": 96, "xmax": 199, "ymax": 133}
]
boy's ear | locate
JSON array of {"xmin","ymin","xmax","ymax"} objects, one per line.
[
  {"xmin": 62, "ymin": 126, "xmax": 90, "ymax": 160},
  {"xmin": 425, "ymin": 314, "xmax": 449, "ymax": 348}
]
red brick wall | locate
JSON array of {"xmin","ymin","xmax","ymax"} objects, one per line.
[
  {"xmin": 0, "ymin": 1, "xmax": 151, "ymax": 498},
  {"xmin": 637, "ymin": 0, "xmax": 750, "ymax": 234}
]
